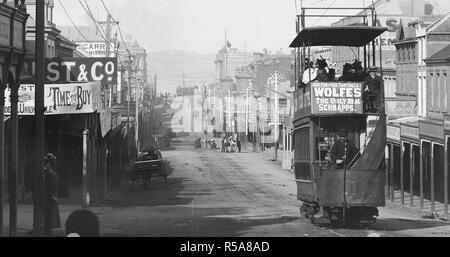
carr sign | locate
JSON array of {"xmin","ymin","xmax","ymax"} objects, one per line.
[
  {"xmin": 77, "ymin": 41, "xmax": 116, "ymax": 57},
  {"xmin": 311, "ymin": 82, "xmax": 363, "ymax": 115}
]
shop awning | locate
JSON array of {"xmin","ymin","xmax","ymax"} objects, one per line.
[{"xmin": 289, "ymin": 26, "xmax": 388, "ymax": 47}]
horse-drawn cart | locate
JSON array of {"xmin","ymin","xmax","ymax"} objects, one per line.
[{"xmin": 124, "ymin": 149, "xmax": 169, "ymax": 190}]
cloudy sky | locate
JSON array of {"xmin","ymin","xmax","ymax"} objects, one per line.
[{"xmin": 53, "ymin": 0, "xmax": 371, "ymax": 55}]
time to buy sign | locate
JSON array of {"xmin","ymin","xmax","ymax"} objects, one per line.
[
  {"xmin": 4, "ymin": 82, "xmax": 102, "ymax": 115},
  {"xmin": 311, "ymin": 82, "xmax": 363, "ymax": 115}
]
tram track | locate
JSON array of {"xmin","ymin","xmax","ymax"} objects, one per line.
[{"xmin": 199, "ymin": 151, "xmax": 349, "ymax": 237}]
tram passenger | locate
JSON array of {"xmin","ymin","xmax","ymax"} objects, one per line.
[
  {"xmin": 315, "ymin": 59, "xmax": 329, "ymax": 82},
  {"xmin": 352, "ymin": 61, "xmax": 368, "ymax": 82},
  {"xmin": 327, "ymin": 68, "xmax": 336, "ymax": 81},
  {"xmin": 338, "ymin": 63, "xmax": 354, "ymax": 82},
  {"xmin": 364, "ymin": 66, "xmax": 383, "ymax": 113},
  {"xmin": 302, "ymin": 61, "xmax": 318, "ymax": 84},
  {"xmin": 330, "ymin": 129, "xmax": 357, "ymax": 169}
]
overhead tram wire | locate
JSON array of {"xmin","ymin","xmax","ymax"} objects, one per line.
[
  {"xmin": 83, "ymin": 0, "xmax": 108, "ymax": 37},
  {"xmin": 98, "ymin": 0, "xmax": 131, "ymax": 55},
  {"xmin": 311, "ymin": 0, "xmax": 338, "ymax": 27},
  {"xmin": 57, "ymin": 0, "xmax": 91, "ymax": 43},
  {"xmin": 100, "ymin": 0, "xmax": 118, "ymax": 23},
  {"xmin": 78, "ymin": 0, "xmax": 109, "ymax": 42}
]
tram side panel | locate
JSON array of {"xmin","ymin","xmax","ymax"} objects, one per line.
[{"xmin": 293, "ymin": 119, "xmax": 318, "ymax": 204}]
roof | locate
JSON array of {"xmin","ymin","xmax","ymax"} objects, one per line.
[
  {"xmin": 424, "ymin": 44, "xmax": 450, "ymax": 62},
  {"xmin": 289, "ymin": 26, "xmax": 387, "ymax": 47}
]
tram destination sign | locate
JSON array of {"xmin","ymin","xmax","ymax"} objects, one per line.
[{"xmin": 311, "ymin": 82, "xmax": 363, "ymax": 115}]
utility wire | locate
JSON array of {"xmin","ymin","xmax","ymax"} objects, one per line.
[
  {"xmin": 97, "ymin": 0, "xmax": 131, "ymax": 55},
  {"xmin": 100, "ymin": 0, "xmax": 118, "ymax": 23},
  {"xmin": 311, "ymin": 0, "xmax": 338, "ymax": 27},
  {"xmin": 78, "ymin": 0, "xmax": 108, "ymax": 42},
  {"xmin": 117, "ymin": 24, "xmax": 131, "ymax": 55},
  {"xmin": 83, "ymin": 0, "xmax": 108, "ymax": 36},
  {"xmin": 57, "ymin": 0, "xmax": 91, "ymax": 42}
]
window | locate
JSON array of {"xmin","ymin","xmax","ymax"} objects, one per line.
[
  {"xmin": 441, "ymin": 72, "xmax": 447, "ymax": 112},
  {"xmin": 434, "ymin": 73, "xmax": 439, "ymax": 110}
]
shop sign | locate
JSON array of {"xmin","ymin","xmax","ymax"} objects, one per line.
[
  {"xmin": 401, "ymin": 124, "xmax": 419, "ymax": 142},
  {"xmin": 77, "ymin": 41, "xmax": 116, "ymax": 57},
  {"xmin": 311, "ymin": 82, "xmax": 363, "ymax": 115},
  {"xmin": 27, "ymin": 58, "xmax": 118, "ymax": 86},
  {"xmin": 46, "ymin": 58, "xmax": 117, "ymax": 85},
  {"xmin": 387, "ymin": 125, "xmax": 400, "ymax": 143},
  {"xmin": 386, "ymin": 100, "xmax": 417, "ymax": 118},
  {"xmin": 4, "ymin": 82, "xmax": 102, "ymax": 115}
]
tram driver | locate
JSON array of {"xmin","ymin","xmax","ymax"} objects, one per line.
[{"xmin": 330, "ymin": 129, "xmax": 357, "ymax": 169}]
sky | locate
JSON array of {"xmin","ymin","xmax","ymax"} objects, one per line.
[
  {"xmin": 53, "ymin": 0, "xmax": 372, "ymax": 55},
  {"xmin": 51, "ymin": 0, "xmax": 380, "ymax": 94}
]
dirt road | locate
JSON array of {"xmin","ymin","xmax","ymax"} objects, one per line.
[{"xmin": 93, "ymin": 144, "xmax": 450, "ymax": 237}]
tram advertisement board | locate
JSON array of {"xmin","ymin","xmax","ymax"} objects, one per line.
[
  {"xmin": 4, "ymin": 82, "xmax": 102, "ymax": 115},
  {"xmin": 311, "ymin": 82, "xmax": 363, "ymax": 115}
]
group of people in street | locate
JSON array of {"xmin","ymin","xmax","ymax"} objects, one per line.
[
  {"xmin": 302, "ymin": 58, "xmax": 383, "ymax": 113},
  {"xmin": 221, "ymin": 134, "xmax": 241, "ymax": 153}
]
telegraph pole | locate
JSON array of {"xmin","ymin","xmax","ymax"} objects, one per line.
[
  {"xmin": 274, "ymin": 71, "xmax": 279, "ymax": 160},
  {"xmin": 34, "ymin": 0, "xmax": 46, "ymax": 237},
  {"xmin": 99, "ymin": 15, "xmax": 119, "ymax": 107},
  {"xmin": 135, "ymin": 77, "xmax": 140, "ymax": 153},
  {"xmin": 127, "ymin": 53, "xmax": 132, "ymax": 160}
]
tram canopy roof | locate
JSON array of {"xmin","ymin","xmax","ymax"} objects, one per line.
[{"xmin": 289, "ymin": 26, "xmax": 388, "ymax": 47}]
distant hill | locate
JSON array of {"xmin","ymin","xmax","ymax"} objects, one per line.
[{"xmin": 148, "ymin": 50, "xmax": 216, "ymax": 94}]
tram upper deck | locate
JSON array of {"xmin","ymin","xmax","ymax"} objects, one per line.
[{"xmin": 290, "ymin": 26, "xmax": 388, "ymax": 120}]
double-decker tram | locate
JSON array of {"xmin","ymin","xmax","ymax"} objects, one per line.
[{"xmin": 289, "ymin": 7, "xmax": 388, "ymax": 226}]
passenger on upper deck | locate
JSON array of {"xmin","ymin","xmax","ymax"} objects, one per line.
[
  {"xmin": 302, "ymin": 61, "xmax": 317, "ymax": 85},
  {"xmin": 315, "ymin": 59, "xmax": 329, "ymax": 82},
  {"xmin": 327, "ymin": 68, "xmax": 336, "ymax": 81},
  {"xmin": 338, "ymin": 63, "xmax": 354, "ymax": 82},
  {"xmin": 352, "ymin": 61, "xmax": 368, "ymax": 82},
  {"xmin": 364, "ymin": 66, "xmax": 383, "ymax": 113}
]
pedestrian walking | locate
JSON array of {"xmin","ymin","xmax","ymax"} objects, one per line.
[
  {"xmin": 43, "ymin": 153, "xmax": 61, "ymax": 236},
  {"xmin": 65, "ymin": 209, "xmax": 100, "ymax": 237},
  {"xmin": 237, "ymin": 136, "xmax": 241, "ymax": 153},
  {"xmin": 229, "ymin": 136, "xmax": 236, "ymax": 153}
]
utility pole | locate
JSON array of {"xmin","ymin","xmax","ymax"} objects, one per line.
[
  {"xmin": 274, "ymin": 71, "xmax": 279, "ymax": 160},
  {"xmin": 228, "ymin": 89, "xmax": 231, "ymax": 133},
  {"xmin": 268, "ymin": 72, "xmax": 279, "ymax": 160},
  {"xmin": 34, "ymin": 0, "xmax": 46, "ymax": 237},
  {"xmin": 99, "ymin": 15, "xmax": 119, "ymax": 107},
  {"xmin": 135, "ymin": 77, "xmax": 140, "ymax": 153},
  {"xmin": 127, "ymin": 54, "xmax": 132, "ymax": 160}
]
